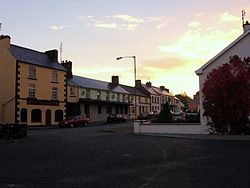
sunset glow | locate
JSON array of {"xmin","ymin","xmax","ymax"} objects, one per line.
[{"xmin": 1, "ymin": 0, "xmax": 249, "ymax": 96}]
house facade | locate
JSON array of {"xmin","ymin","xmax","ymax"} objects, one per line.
[
  {"xmin": 0, "ymin": 35, "xmax": 67, "ymax": 126},
  {"xmin": 196, "ymin": 22, "xmax": 250, "ymax": 126},
  {"xmin": 66, "ymin": 75, "xmax": 130, "ymax": 122},
  {"xmin": 121, "ymin": 82, "xmax": 150, "ymax": 118}
]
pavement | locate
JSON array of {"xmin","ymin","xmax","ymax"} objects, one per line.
[{"xmin": 141, "ymin": 133, "xmax": 250, "ymax": 140}]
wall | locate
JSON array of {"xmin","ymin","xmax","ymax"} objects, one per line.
[
  {"xmin": 0, "ymin": 36, "xmax": 16, "ymax": 124},
  {"xmin": 199, "ymin": 34, "xmax": 250, "ymax": 126},
  {"xmin": 18, "ymin": 62, "xmax": 66, "ymax": 126},
  {"xmin": 134, "ymin": 121, "xmax": 208, "ymax": 134}
]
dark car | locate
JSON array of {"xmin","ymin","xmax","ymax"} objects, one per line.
[
  {"xmin": 137, "ymin": 112, "xmax": 149, "ymax": 120},
  {"xmin": 107, "ymin": 114, "xmax": 126, "ymax": 123},
  {"xmin": 58, "ymin": 115, "xmax": 90, "ymax": 128}
]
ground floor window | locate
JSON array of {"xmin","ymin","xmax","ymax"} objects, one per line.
[
  {"xmin": 20, "ymin": 108, "xmax": 27, "ymax": 122},
  {"xmin": 31, "ymin": 109, "xmax": 42, "ymax": 122},
  {"xmin": 55, "ymin": 110, "xmax": 63, "ymax": 122}
]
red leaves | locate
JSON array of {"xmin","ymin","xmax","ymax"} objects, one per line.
[{"xmin": 202, "ymin": 55, "xmax": 250, "ymax": 134}]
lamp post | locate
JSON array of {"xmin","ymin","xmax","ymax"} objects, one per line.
[{"xmin": 116, "ymin": 56, "xmax": 137, "ymax": 119}]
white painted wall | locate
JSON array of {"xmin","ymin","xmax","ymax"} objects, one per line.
[
  {"xmin": 134, "ymin": 121, "xmax": 208, "ymax": 134},
  {"xmin": 198, "ymin": 33, "xmax": 250, "ymax": 127}
]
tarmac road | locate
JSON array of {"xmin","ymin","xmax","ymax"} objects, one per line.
[{"xmin": 1, "ymin": 121, "xmax": 250, "ymax": 188}]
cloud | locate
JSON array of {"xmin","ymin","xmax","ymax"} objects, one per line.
[
  {"xmin": 158, "ymin": 21, "xmax": 242, "ymax": 61},
  {"xmin": 94, "ymin": 22, "xmax": 117, "ymax": 29},
  {"xmin": 219, "ymin": 12, "xmax": 240, "ymax": 23},
  {"xmin": 50, "ymin": 25, "xmax": 65, "ymax": 30},
  {"xmin": 79, "ymin": 14, "xmax": 174, "ymax": 31},
  {"xmin": 140, "ymin": 58, "xmax": 185, "ymax": 71},
  {"xmin": 188, "ymin": 21, "xmax": 200, "ymax": 28},
  {"xmin": 112, "ymin": 15, "xmax": 144, "ymax": 23},
  {"xmin": 50, "ymin": 24, "xmax": 73, "ymax": 30},
  {"xmin": 147, "ymin": 16, "xmax": 175, "ymax": 30}
]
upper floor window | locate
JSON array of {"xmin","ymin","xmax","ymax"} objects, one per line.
[
  {"xmin": 52, "ymin": 87, "xmax": 58, "ymax": 100},
  {"xmin": 28, "ymin": 83, "xmax": 36, "ymax": 98},
  {"xmin": 29, "ymin": 66, "xmax": 36, "ymax": 79},
  {"xmin": 117, "ymin": 93, "xmax": 120, "ymax": 101},
  {"xmin": 106, "ymin": 92, "xmax": 110, "ymax": 100},
  {"xmin": 86, "ymin": 89, "xmax": 90, "ymax": 98},
  {"xmin": 70, "ymin": 87, "xmax": 75, "ymax": 96},
  {"xmin": 52, "ymin": 70, "xmax": 58, "ymax": 82},
  {"xmin": 97, "ymin": 90, "xmax": 101, "ymax": 99}
]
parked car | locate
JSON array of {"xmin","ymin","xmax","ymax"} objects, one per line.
[
  {"xmin": 107, "ymin": 114, "xmax": 126, "ymax": 123},
  {"xmin": 58, "ymin": 115, "xmax": 90, "ymax": 128},
  {"xmin": 137, "ymin": 112, "xmax": 149, "ymax": 120}
]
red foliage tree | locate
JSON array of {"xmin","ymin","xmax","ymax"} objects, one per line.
[{"xmin": 202, "ymin": 55, "xmax": 250, "ymax": 134}]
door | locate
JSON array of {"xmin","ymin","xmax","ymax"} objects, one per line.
[{"xmin": 46, "ymin": 109, "xmax": 51, "ymax": 126}]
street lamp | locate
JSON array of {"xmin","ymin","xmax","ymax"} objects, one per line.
[{"xmin": 116, "ymin": 56, "xmax": 137, "ymax": 119}]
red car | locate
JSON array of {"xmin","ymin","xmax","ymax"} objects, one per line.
[{"xmin": 58, "ymin": 115, "xmax": 90, "ymax": 128}]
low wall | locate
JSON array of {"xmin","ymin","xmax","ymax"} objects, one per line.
[{"xmin": 134, "ymin": 121, "xmax": 208, "ymax": 135}]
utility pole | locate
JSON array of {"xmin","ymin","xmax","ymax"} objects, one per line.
[{"xmin": 60, "ymin": 42, "xmax": 63, "ymax": 63}]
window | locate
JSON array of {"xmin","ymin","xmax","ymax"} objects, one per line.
[
  {"xmin": 20, "ymin": 108, "xmax": 27, "ymax": 122},
  {"xmin": 55, "ymin": 110, "xmax": 63, "ymax": 122},
  {"xmin": 117, "ymin": 94, "xmax": 120, "ymax": 101},
  {"xmin": 29, "ymin": 66, "xmax": 36, "ymax": 79},
  {"xmin": 52, "ymin": 70, "xmax": 58, "ymax": 82},
  {"xmin": 98, "ymin": 105, "xmax": 102, "ymax": 114},
  {"xmin": 31, "ymin": 109, "xmax": 41, "ymax": 122},
  {"xmin": 28, "ymin": 84, "xmax": 36, "ymax": 98},
  {"xmin": 106, "ymin": 92, "xmax": 110, "ymax": 100},
  {"xmin": 97, "ymin": 91, "xmax": 101, "ymax": 99},
  {"xmin": 70, "ymin": 87, "xmax": 75, "ymax": 96},
  {"xmin": 86, "ymin": 89, "xmax": 90, "ymax": 98},
  {"xmin": 52, "ymin": 87, "xmax": 58, "ymax": 100}
]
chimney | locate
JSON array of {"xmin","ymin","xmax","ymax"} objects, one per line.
[
  {"xmin": 243, "ymin": 21, "xmax": 250, "ymax": 33},
  {"xmin": 61, "ymin": 60, "xmax": 73, "ymax": 79},
  {"xmin": 146, "ymin": 81, "xmax": 152, "ymax": 87},
  {"xmin": 160, "ymin": 86, "xmax": 165, "ymax": 90},
  {"xmin": 111, "ymin": 76, "xmax": 119, "ymax": 85},
  {"xmin": 45, "ymin": 49, "xmax": 58, "ymax": 62},
  {"xmin": 0, "ymin": 35, "xmax": 11, "ymax": 48},
  {"xmin": 135, "ymin": 80, "xmax": 141, "ymax": 88}
]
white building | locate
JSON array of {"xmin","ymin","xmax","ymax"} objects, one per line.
[{"xmin": 195, "ymin": 21, "xmax": 250, "ymax": 127}]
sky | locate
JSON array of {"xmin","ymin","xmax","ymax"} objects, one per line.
[{"xmin": 1, "ymin": 0, "xmax": 250, "ymax": 97}]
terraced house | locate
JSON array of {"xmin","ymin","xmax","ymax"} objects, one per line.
[
  {"xmin": 65, "ymin": 72, "xmax": 130, "ymax": 122},
  {"xmin": 0, "ymin": 35, "xmax": 67, "ymax": 126}
]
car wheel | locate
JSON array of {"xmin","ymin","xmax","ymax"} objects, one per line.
[
  {"xmin": 83, "ymin": 122, "xmax": 87, "ymax": 127},
  {"xmin": 70, "ymin": 124, "xmax": 74, "ymax": 128}
]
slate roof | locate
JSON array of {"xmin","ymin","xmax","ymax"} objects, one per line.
[
  {"xmin": 120, "ymin": 85, "xmax": 148, "ymax": 97},
  {"xmin": 10, "ymin": 45, "xmax": 66, "ymax": 71},
  {"xmin": 71, "ymin": 75, "xmax": 129, "ymax": 94},
  {"xmin": 141, "ymin": 84, "xmax": 159, "ymax": 95},
  {"xmin": 152, "ymin": 86, "xmax": 172, "ymax": 96}
]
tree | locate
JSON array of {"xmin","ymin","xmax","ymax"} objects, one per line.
[
  {"xmin": 202, "ymin": 55, "xmax": 250, "ymax": 134},
  {"xmin": 175, "ymin": 92, "xmax": 192, "ymax": 110},
  {"xmin": 155, "ymin": 102, "xmax": 172, "ymax": 123}
]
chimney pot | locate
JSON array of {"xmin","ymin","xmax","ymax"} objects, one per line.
[{"xmin": 243, "ymin": 21, "xmax": 250, "ymax": 33}]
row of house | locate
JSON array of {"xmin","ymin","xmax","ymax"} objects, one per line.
[{"xmin": 0, "ymin": 35, "xmax": 183, "ymax": 126}]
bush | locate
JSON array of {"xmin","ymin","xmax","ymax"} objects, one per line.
[
  {"xmin": 202, "ymin": 56, "xmax": 250, "ymax": 135},
  {"xmin": 154, "ymin": 102, "xmax": 172, "ymax": 123}
]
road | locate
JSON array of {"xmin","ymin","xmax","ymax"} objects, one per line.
[{"xmin": 1, "ymin": 121, "xmax": 250, "ymax": 188}]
